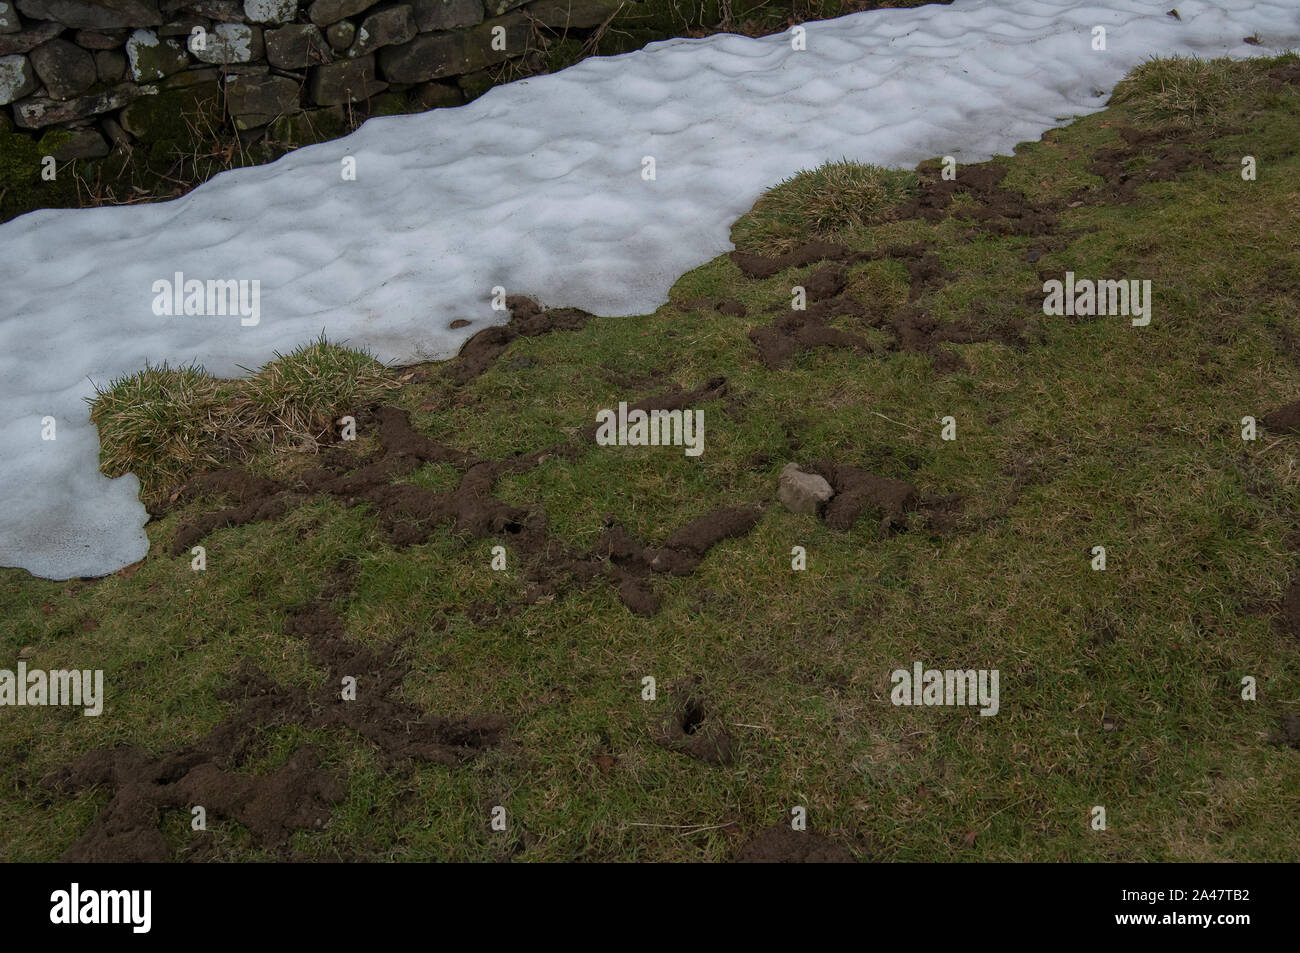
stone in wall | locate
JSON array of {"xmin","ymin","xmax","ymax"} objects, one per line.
[
  {"xmin": 15, "ymin": 0, "xmax": 163, "ymax": 29},
  {"xmin": 265, "ymin": 22, "xmax": 327, "ymax": 68},
  {"xmin": 243, "ymin": 0, "xmax": 296, "ymax": 24},
  {"xmin": 76, "ymin": 29, "xmax": 131, "ymax": 49},
  {"xmin": 324, "ymin": 19, "xmax": 353, "ymax": 51},
  {"xmin": 39, "ymin": 125, "xmax": 110, "ymax": 158},
  {"xmin": 30, "ymin": 38, "xmax": 98, "ymax": 98},
  {"xmin": 349, "ymin": 4, "xmax": 415, "ymax": 58},
  {"xmin": 306, "ymin": 0, "xmax": 371, "ymax": 29},
  {"xmin": 0, "ymin": 1, "xmax": 20, "ymax": 33},
  {"xmin": 410, "ymin": 78, "xmax": 460, "ymax": 108},
  {"xmin": 184, "ymin": 1, "xmax": 248, "ymax": 24},
  {"xmin": 12, "ymin": 81, "xmax": 144, "ymax": 127},
  {"xmin": 125, "ymin": 28, "xmax": 190, "ymax": 80},
  {"xmin": 190, "ymin": 21, "xmax": 262, "ymax": 63},
  {"xmin": 308, "ymin": 51, "xmax": 384, "ymax": 104},
  {"xmin": 161, "ymin": 64, "xmax": 219, "ymax": 86},
  {"xmin": 0, "ymin": 20, "xmax": 61, "ymax": 55},
  {"xmin": 118, "ymin": 80, "xmax": 220, "ymax": 140},
  {"xmin": 226, "ymin": 69, "xmax": 297, "ymax": 117},
  {"xmin": 378, "ymin": 14, "xmax": 529, "ymax": 84},
  {"xmin": 159, "ymin": 17, "xmax": 211, "ymax": 38},
  {"xmin": 0, "ymin": 52, "xmax": 37, "ymax": 104},
  {"xmin": 482, "ymin": 0, "xmax": 527, "ymax": 17},
  {"xmin": 95, "ymin": 48, "xmax": 126, "ymax": 83},
  {"xmin": 410, "ymin": 0, "xmax": 480, "ymax": 32}
]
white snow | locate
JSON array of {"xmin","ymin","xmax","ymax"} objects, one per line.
[{"xmin": 1, "ymin": 0, "xmax": 1297, "ymax": 580}]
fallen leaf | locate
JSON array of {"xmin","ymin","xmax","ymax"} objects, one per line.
[
  {"xmin": 17, "ymin": 646, "xmax": 36, "ymax": 660},
  {"xmin": 961, "ymin": 829, "xmax": 978, "ymax": 848}
]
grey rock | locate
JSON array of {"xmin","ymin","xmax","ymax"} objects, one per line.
[
  {"xmin": 378, "ymin": 16, "xmax": 524, "ymax": 83},
  {"xmin": 15, "ymin": 0, "xmax": 162, "ymax": 29},
  {"xmin": 95, "ymin": 48, "xmax": 126, "ymax": 83},
  {"xmin": 242, "ymin": 0, "xmax": 295, "ymax": 23},
  {"xmin": 117, "ymin": 79, "xmax": 220, "ymax": 139},
  {"xmin": 125, "ymin": 28, "xmax": 190, "ymax": 81},
  {"xmin": 0, "ymin": 19, "xmax": 60, "ymax": 55},
  {"xmin": 265, "ymin": 23, "xmax": 327, "ymax": 68},
  {"xmin": 190, "ymin": 22, "xmax": 261, "ymax": 63},
  {"xmin": 160, "ymin": 63, "xmax": 218, "ymax": 86},
  {"xmin": 0, "ymin": 52, "xmax": 36, "ymax": 104},
  {"xmin": 75, "ymin": 29, "xmax": 131, "ymax": 48},
  {"xmin": 158, "ymin": 16, "xmax": 210, "ymax": 37},
  {"xmin": 323, "ymin": 18, "xmax": 351, "ymax": 50},
  {"xmin": 0, "ymin": 1, "xmax": 22, "ymax": 33},
  {"xmin": 183, "ymin": 0, "xmax": 247, "ymax": 23},
  {"xmin": 30, "ymin": 38, "xmax": 97, "ymax": 99},
  {"xmin": 777, "ymin": 463, "xmax": 834, "ymax": 517},
  {"xmin": 40, "ymin": 125, "xmax": 110, "ymax": 159},
  {"xmin": 226, "ymin": 69, "xmax": 297, "ymax": 114},
  {"xmin": 12, "ymin": 81, "xmax": 144, "ymax": 127},
  {"xmin": 100, "ymin": 114, "xmax": 132, "ymax": 147},
  {"xmin": 308, "ymin": 52, "xmax": 383, "ymax": 104},
  {"xmin": 410, "ymin": 78, "xmax": 460, "ymax": 109},
  {"xmin": 307, "ymin": 0, "xmax": 372, "ymax": 29},
  {"xmin": 481, "ymin": 0, "xmax": 526, "ymax": 16},
  {"xmin": 410, "ymin": 0, "xmax": 479, "ymax": 32},
  {"xmin": 348, "ymin": 4, "xmax": 413, "ymax": 57}
]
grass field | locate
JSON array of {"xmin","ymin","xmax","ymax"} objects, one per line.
[{"xmin": 2, "ymin": 55, "xmax": 1298, "ymax": 862}]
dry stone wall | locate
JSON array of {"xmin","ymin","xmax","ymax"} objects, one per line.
[{"xmin": 0, "ymin": 0, "xmax": 652, "ymax": 157}]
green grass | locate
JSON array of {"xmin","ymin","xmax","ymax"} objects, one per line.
[
  {"xmin": 86, "ymin": 336, "xmax": 398, "ymax": 503},
  {"xmin": 2, "ymin": 55, "xmax": 1299, "ymax": 862},
  {"xmin": 730, "ymin": 160, "xmax": 920, "ymax": 255},
  {"xmin": 1110, "ymin": 55, "xmax": 1264, "ymax": 129},
  {"xmin": 243, "ymin": 333, "xmax": 399, "ymax": 447}
]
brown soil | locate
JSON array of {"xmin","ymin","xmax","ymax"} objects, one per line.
[
  {"xmin": 807, "ymin": 461, "xmax": 919, "ymax": 533},
  {"xmin": 1262, "ymin": 399, "xmax": 1300, "ymax": 434},
  {"xmin": 1271, "ymin": 713, "xmax": 1300, "ymax": 749},
  {"xmin": 1268, "ymin": 62, "xmax": 1300, "ymax": 90},
  {"xmin": 594, "ymin": 505, "xmax": 764, "ymax": 616},
  {"xmin": 676, "ymin": 296, "xmax": 748, "ymax": 318},
  {"xmin": 741, "ymin": 241, "xmax": 1022, "ymax": 371},
  {"xmin": 897, "ymin": 163, "xmax": 1060, "ymax": 236},
  {"xmin": 171, "ymin": 381, "xmax": 760, "ymax": 618},
  {"xmin": 654, "ymin": 683, "xmax": 734, "ymax": 765},
  {"xmin": 51, "ymin": 563, "xmax": 504, "ymax": 861},
  {"xmin": 734, "ymin": 824, "xmax": 856, "ymax": 862},
  {"xmin": 1080, "ymin": 126, "xmax": 1223, "ymax": 203},
  {"xmin": 447, "ymin": 296, "xmax": 594, "ymax": 385},
  {"xmin": 730, "ymin": 240, "xmax": 851, "ymax": 280}
]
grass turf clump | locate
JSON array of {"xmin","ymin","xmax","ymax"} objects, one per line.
[
  {"xmin": 87, "ymin": 337, "xmax": 399, "ymax": 502},
  {"xmin": 730, "ymin": 159, "xmax": 918, "ymax": 256},
  {"xmin": 88, "ymin": 362, "xmax": 240, "ymax": 498},
  {"xmin": 245, "ymin": 335, "xmax": 399, "ymax": 448},
  {"xmin": 1110, "ymin": 55, "xmax": 1262, "ymax": 128}
]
